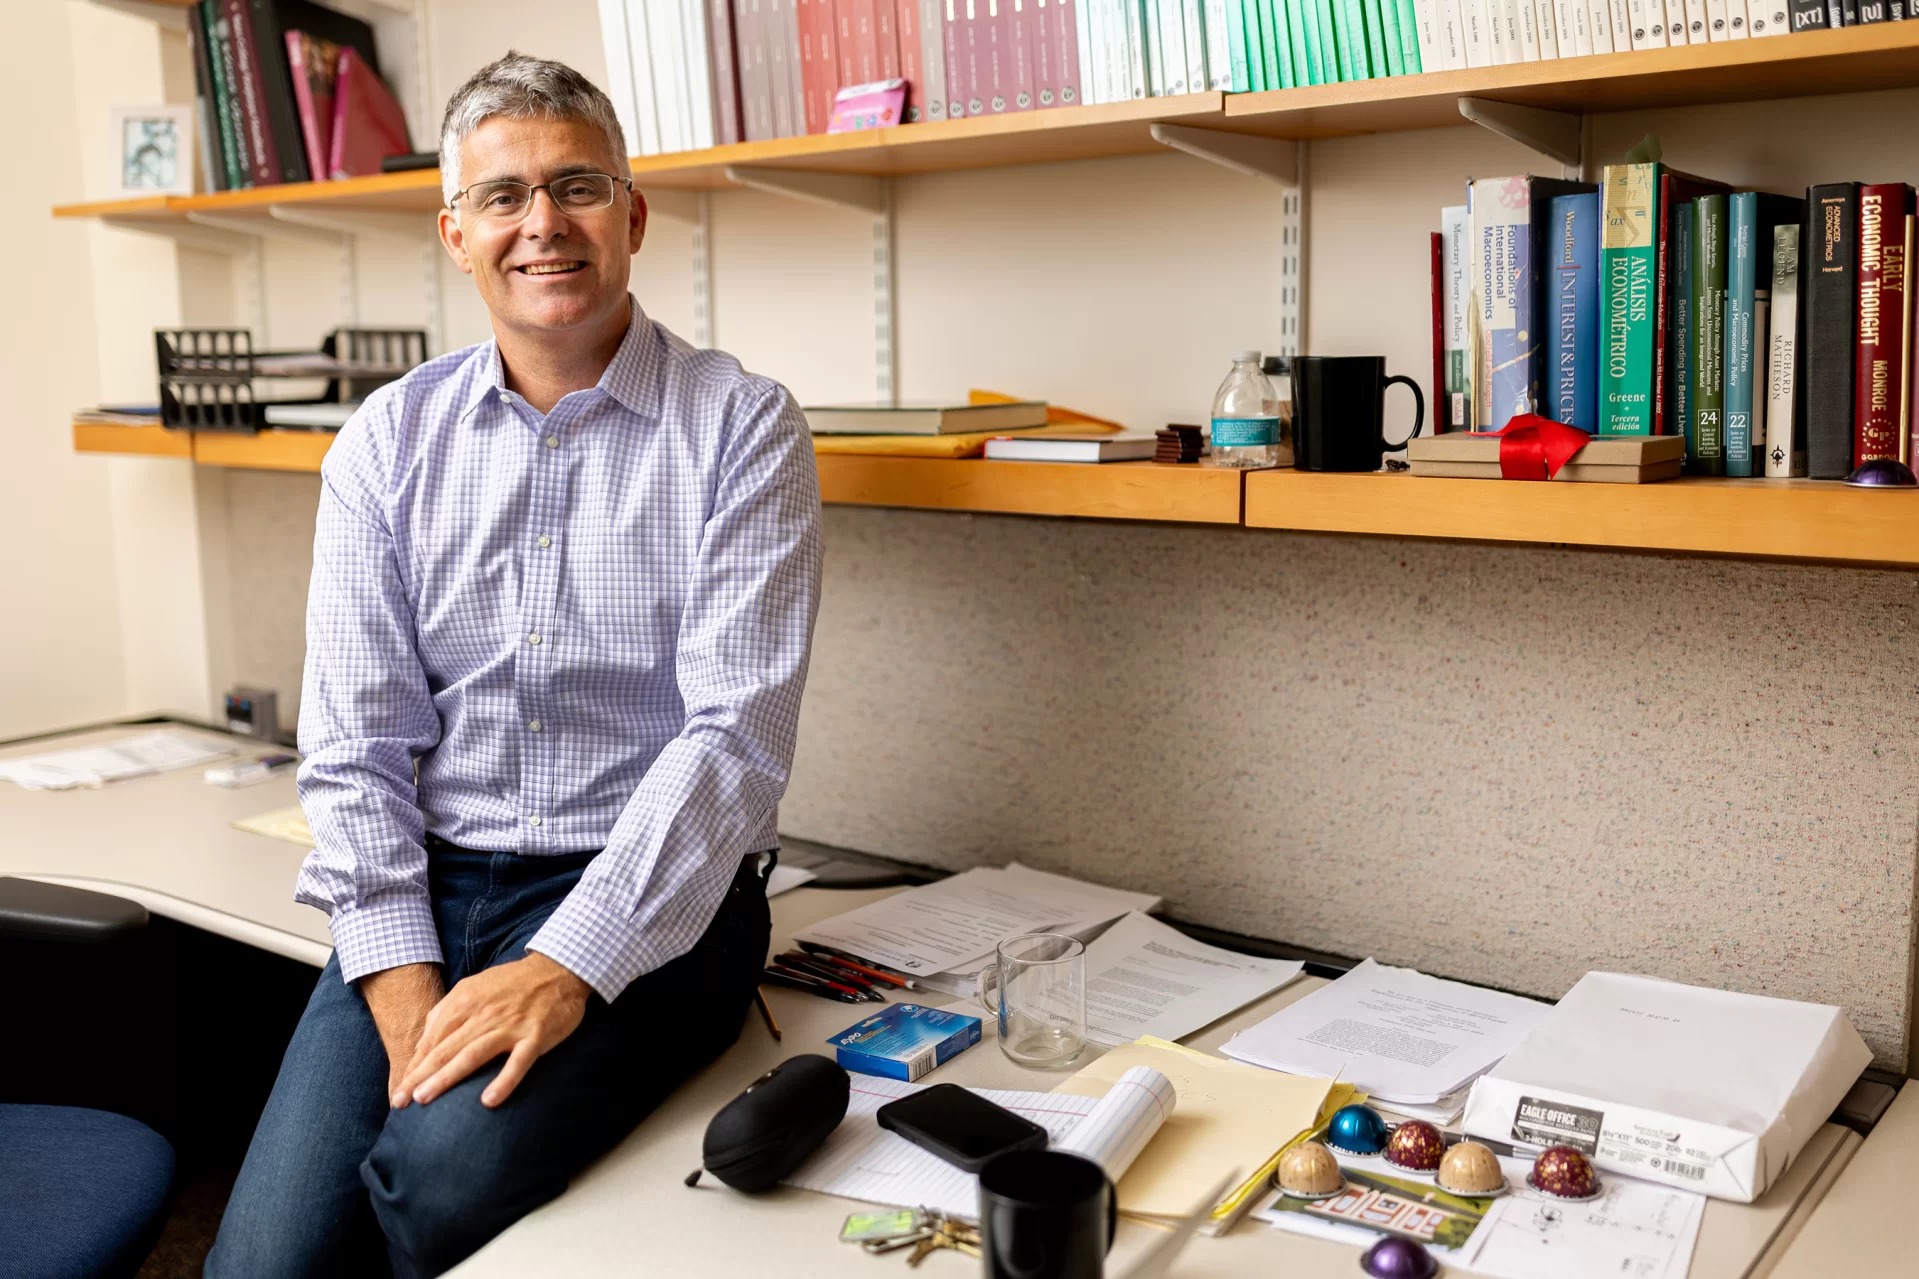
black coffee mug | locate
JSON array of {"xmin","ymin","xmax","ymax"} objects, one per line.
[
  {"xmin": 979, "ymin": 1150, "xmax": 1116, "ymax": 1279},
  {"xmin": 1291, "ymin": 355, "xmax": 1426, "ymax": 472}
]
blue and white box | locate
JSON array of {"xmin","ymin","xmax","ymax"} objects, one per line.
[{"xmin": 828, "ymin": 1004, "xmax": 982, "ymax": 1081}]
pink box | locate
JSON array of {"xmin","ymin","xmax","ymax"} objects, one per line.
[{"xmin": 827, "ymin": 78, "xmax": 907, "ymax": 131}]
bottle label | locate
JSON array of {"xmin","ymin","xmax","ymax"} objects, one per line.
[{"xmin": 1211, "ymin": 416, "xmax": 1279, "ymax": 447}]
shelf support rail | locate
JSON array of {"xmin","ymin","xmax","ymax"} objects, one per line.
[
  {"xmin": 1457, "ymin": 98, "xmax": 1583, "ymax": 178},
  {"xmin": 1149, "ymin": 126, "xmax": 1306, "ymax": 360},
  {"xmin": 722, "ymin": 166, "xmax": 896, "ymax": 402},
  {"xmin": 641, "ymin": 190, "xmax": 716, "ymax": 349}
]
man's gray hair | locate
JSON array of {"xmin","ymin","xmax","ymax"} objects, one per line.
[{"xmin": 439, "ymin": 52, "xmax": 627, "ymax": 204}]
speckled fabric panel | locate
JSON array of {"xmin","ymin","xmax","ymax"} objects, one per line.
[{"xmin": 782, "ymin": 507, "xmax": 1919, "ymax": 1066}]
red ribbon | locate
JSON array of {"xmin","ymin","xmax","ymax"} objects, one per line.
[{"xmin": 1469, "ymin": 414, "xmax": 1592, "ymax": 481}]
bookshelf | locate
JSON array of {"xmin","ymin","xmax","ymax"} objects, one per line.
[
  {"xmin": 73, "ymin": 422, "xmax": 1919, "ymax": 562},
  {"xmin": 48, "ymin": 25, "xmax": 1919, "ymax": 226}
]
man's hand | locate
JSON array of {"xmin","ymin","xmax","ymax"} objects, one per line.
[
  {"xmin": 360, "ymin": 963, "xmax": 447, "ymax": 1107},
  {"xmin": 396, "ymin": 953, "xmax": 592, "ymax": 1109}
]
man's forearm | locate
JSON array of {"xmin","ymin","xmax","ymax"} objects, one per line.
[{"xmin": 360, "ymin": 962, "xmax": 445, "ymax": 1103}]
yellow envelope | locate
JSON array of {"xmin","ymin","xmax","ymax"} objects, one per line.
[{"xmin": 1052, "ymin": 1037, "xmax": 1337, "ymax": 1220}]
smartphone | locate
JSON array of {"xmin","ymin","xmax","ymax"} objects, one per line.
[{"xmin": 875, "ymin": 1083, "xmax": 1049, "ymax": 1173}]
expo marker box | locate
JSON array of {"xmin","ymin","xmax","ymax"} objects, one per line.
[{"xmin": 828, "ymin": 1004, "xmax": 981, "ymax": 1081}]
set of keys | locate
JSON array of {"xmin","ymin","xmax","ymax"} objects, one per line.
[{"xmin": 841, "ymin": 1207, "xmax": 982, "ymax": 1266}]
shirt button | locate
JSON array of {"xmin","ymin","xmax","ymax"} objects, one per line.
[
  {"xmin": 528, "ymin": 815, "xmax": 542, "ymax": 827},
  {"xmin": 500, "ymin": 391, "xmax": 517, "ymax": 403},
  {"xmin": 545, "ymin": 435, "xmax": 560, "ymax": 449},
  {"xmin": 528, "ymin": 719, "xmax": 543, "ymax": 733},
  {"xmin": 527, "ymin": 632, "xmax": 542, "ymax": 646},
  {"xmin": 536, "ymin": 534, "xmax": 551, "ymax": 548}
]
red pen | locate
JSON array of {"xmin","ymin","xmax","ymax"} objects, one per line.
[
  {"xmin": 797, "ymin": 943, "xmax": 919, "ymax": 989},
  {"xmin": 769, "ymin": 963, "xmax": 866, "ymax": 1001}
]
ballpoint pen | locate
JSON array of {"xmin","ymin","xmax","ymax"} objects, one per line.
[
  {"xmin": 797, "ymin": 943, "xmax": 919, "ymax": 989},
  {"xmin": 762, "ymin": 965, "xmax": 864, "ymax": 1003},
  {"xmin": 775, "ymin": 952, "xmax": 885, "ymax": 1002}
]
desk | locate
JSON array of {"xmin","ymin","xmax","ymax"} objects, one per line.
[
  {"xmin": 451, "ymin": 885, "xmax": 1864, "ymax": 1279},
  {"xmin": 0, "ymin": 723, "xmax": 1872, "ymax": 1278},
  {"xmin": 0, "ymin": 723, "xmax": 329, "ymax": 966},
  {"xmin": 1767, "ymin": 1082, "xmax": 1919, "ymax": 1277}
]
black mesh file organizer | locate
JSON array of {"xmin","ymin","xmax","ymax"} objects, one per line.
[{"xmin": 156, "ymin": 327, "xmax": 428, "ymax": 431}]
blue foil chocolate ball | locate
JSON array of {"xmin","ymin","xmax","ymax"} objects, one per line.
[
  {"xmin": 1326, "ymin": 1104, "xmax": 1390, "ymax": 1156},
  {"xmin": 1360, "ymin": 1236, "xmax": 1438, "ymax": 1279}
]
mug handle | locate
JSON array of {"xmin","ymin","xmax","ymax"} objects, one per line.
[
  {"xmin": 977, "ymin": 962, "xmax": 1001, "ymax": 1018},
  {"xmin": 1381, "ymin": 374, "xmax": 1426, "ymax": 448}
]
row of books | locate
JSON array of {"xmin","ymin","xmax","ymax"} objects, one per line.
[
  {"xmin": 1435, "ymin": 167, "xmax": 1919, "ymax": 479},
  {"xmin": 184, "ymin": 0, "xmax": 412, "ymax": 190}
]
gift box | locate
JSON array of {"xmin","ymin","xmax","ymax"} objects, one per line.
[{"xmin": 1408, "ymin": 429, "xmax": 1685, "ymax": 483}]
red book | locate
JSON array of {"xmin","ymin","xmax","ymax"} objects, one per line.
[
  {"xmin": 944, "ymin": 0, "xmax": 974, "ymax": 117},
  {"xmin": 1909, "ymin": 213, "xmax": 1919, "ymax": 466},
  {"xmin": 982, "ymin": 0, "xmax": 1010, "ymax": 112},
  {"xmin": 876, "ymin": 0, "xmax": 902, "ymax": 77},
  {"xmin": 327, "ymin": 49, "xmax": 410, "ymax": 179},
  {"xmin": 708, "ymin": 0, "xmax": 745, "ymax": 144},
  {"xmin": 1050, "ymin": 0, "xmax": 1081, "ymax": 106},
  {"xmin": 798, "ymin": 0, "xmax": 841, "ymax": 134},
  {"xmin": 1030, "ymin": 0, "xmax": 1053, "ymax": 108},
  {"xmin": 1652, "ymin": 169, "xmax": 1729, "ymax": 435},
  {"xmin": 223, "ymin": 0, "xmax": 279, "ymax": 186},
  {"xmin": 895, "ymin": 0, "xmax": 923, "ymax": 120},
  {"xmin": 1431, "ymin": 231, "xmax": 1446, "ymax": 430},
  {"xmin": 1855, "ymin": 183, "xmax": 1914, "ymax": 465},
  {"xmin": 838, "ymin": 0, "xmax": 881, "ymax": 81},
  {"xmin": 283, "ymin": 31, "xmax": 340, "ymax": 181}
]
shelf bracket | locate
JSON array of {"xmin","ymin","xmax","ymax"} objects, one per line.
[
  {"xmin": 266, "ymin": 206, "xmax": 434, "ymax": 241},
  {"xmin": 720, "ymin": 166, "xmax": 888, "ymax": 215},
  {"xmin": 1458, "ymin": 98, "xmax": 1582, "ymax": 174},
  {"xmin": 100, "ymin": 216, "xmax": 253, "ymax": 257},
  {"xmin": 1149, "ymin": 124, "xmax": 1298, "ymax": 186},
  {"xmin": 639, "ymin": 190, "xmax": 716, "ymax": 349}
]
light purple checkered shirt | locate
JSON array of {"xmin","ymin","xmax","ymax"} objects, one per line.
[{"xmin": 294, "ymin": 301, "xmax": 822, "ymax": 1001}]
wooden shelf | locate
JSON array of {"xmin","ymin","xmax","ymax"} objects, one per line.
[
  {"xmin": 51, "ymin": 28, "xmax": 1919, "ymax": 227},
  {"xmin": 815, "ymin": 454, "xmax": 1246, "ymax": 523},
  {"xmin": 1215, "ymin": 23, "xmax": 1919, "ymax": 140},
  {"xmin": 73, "ymin": 422, "xmax": 333, "ymax": 472},
  {"xmin": 1243, "ymin": 469, "xmax": 1919, "ymax": 567}
]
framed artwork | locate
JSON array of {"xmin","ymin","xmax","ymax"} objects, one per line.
[{"xmin": 112, "ymin": 104, "xmax": 196, "ymax": 197}]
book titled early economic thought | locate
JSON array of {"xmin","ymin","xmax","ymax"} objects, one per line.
[{"xmin": 803, "ymin": 400, "xmax": 1049, "ymax": 434}]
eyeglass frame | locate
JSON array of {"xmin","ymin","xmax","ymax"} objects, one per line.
[{"xmin": 446, "ymin": 171, "xmax": 636, "ymax": 218}]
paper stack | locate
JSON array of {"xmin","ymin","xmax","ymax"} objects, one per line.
[
  {"xmin": 0, "ymin": 730, "xmax": 234, "ymax": 791},
  {"xmin": 1220, "ymin": 959, "xmax": 1550, "ymax": 1124},
  {"xmin": 794, "ymin": 863, "xmax": 1160, "ymax": 996}
]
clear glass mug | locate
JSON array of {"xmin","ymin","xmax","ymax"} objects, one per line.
[{"xmin": 977, "ymin": 934, "xmax": 1087, "ymax": 1069}]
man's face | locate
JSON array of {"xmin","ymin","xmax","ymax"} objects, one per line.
[{"xmin": 437, "ymin": 115, "xmax": 646, "ymax": 338}]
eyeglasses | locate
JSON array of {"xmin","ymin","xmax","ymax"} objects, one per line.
[{"xmin": 449, "ymin": 172, "xmax": 633, "ymax": 220}]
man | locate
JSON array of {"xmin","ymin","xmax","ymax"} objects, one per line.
[{"xmin": 207, "ymin": 52, "xmax": 822, "ymax": 1278}]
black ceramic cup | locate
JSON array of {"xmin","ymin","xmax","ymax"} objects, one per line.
[
  {"xmin": 978, "ymin": 1149, "xmax": 1116, "ymax": 1279},
  {"xmin": 1291, "ymin": 354, "xmax": 1426, "ymax": 471}
]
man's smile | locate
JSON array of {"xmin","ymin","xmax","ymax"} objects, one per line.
[{"xmin": 516, "ymin": 260, "xmax": 587, "ymax": 276}]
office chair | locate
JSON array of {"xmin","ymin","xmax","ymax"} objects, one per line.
[{"xmin": 0, "ymin": 877, "xmax": 176, "ymax": 1279}]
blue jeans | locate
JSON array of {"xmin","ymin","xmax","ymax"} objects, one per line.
[{"xmin": 206, "ymin": 843, "xmax": 771, "ymax": 1279}]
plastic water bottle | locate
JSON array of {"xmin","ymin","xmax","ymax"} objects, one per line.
[{"xmin": 1210, "ymin": 350, "xmax": 1282, "ymax": 470}]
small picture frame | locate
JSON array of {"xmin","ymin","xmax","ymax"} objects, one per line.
[{"xmin": 112, "ymin": 104, "xmax": 196, "ymax": 197}]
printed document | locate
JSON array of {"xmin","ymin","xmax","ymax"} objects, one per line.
[
  {"xmin": 794, "ymin": 864, "xmax": 1158, "ymax": 977},
  {"xmin": 1453, "ymin": 1160, "xmax": 1705, "ymax": 1279},
  {"xmin": 1081, "ymin": 912, "xmax": 1305, "ymax": 1047},
  {"xmin": 1221, "ymin": 958, "xmax": 1548, "ymax": 1107},
  {"xmin": 0, "ymin": 730, "xmax": 234, "ymax": 791}
]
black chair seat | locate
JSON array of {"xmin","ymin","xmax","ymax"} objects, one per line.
[{"xmin": 0, "ymin": 1104, "xmax": 174, "ymax": 1279}]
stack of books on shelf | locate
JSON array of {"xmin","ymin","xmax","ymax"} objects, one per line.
[
  {"xmin": 1435, "ymin": 165, "xmax": 1919, "ymax": 479},
  {"xmin": 185, "ymin": 0, "xmax": 412, "ymax": 192}
]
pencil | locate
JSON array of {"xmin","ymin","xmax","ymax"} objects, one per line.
[{"xmin": 754, "ymin": 986, "xmax": 782, "ymax": 1041}]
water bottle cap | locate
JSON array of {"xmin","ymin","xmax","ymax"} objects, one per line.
[{"xmin": 1232, "ymin": 349, "xmax": 1261, "ymax": 364}]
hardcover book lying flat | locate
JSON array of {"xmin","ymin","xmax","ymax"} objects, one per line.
[
  {"xmin": 803, "ymin": 400, "xmax": 1049, "ymax": 435},
  {"xmin": 982, "ymin": 433, "xmax": 1157, "ymax": 463},
  {"xmin": 1406, "ymin": 432, "xmax": 1685, "ymax": 482}
]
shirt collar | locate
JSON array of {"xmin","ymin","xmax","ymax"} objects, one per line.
[{"xmin": 455, "ymin": 296, "xmax": 660, "ymax": 423}]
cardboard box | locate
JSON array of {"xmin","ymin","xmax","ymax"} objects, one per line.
[
  {"xmin": 1462, "ymin": 972, "xmax": 1871, "ymax": 1202},
  {"xmin": 1407, "ymin": 433, "xmax": 1686, "ymax": 482},
  {"xmin": 829, "ymin": 1003, "xmax": 982, "ymax": 1081}
]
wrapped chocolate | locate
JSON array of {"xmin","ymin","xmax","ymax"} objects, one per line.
[
  {"xmin": 1360, "ymin": 1236, "xmax": 1439, "ymax": 1279},
  {"xmin": 1436, "ymin": 1140, "xmax": 1506, "ymax": 1197},
  {"xmin": 1528, "ymin": 1144, "xmax": 1602, "ymax": 1201},
  {"xmin": 1326, "ymin": 1104, "xmax": 1390, "ymax": 1156},
  {"xmin": 1276, "ymin": 1140, "xmax": 1345, "ymax": 1199},
  {"xmin": 1382, "ymin": 1120, "xmax": 1445, "ymax": 1174}
]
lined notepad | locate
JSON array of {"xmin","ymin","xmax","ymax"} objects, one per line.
[{"xmin": 783, "ymin": 1067, "xmax": 1175, "ymax": 1221}]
